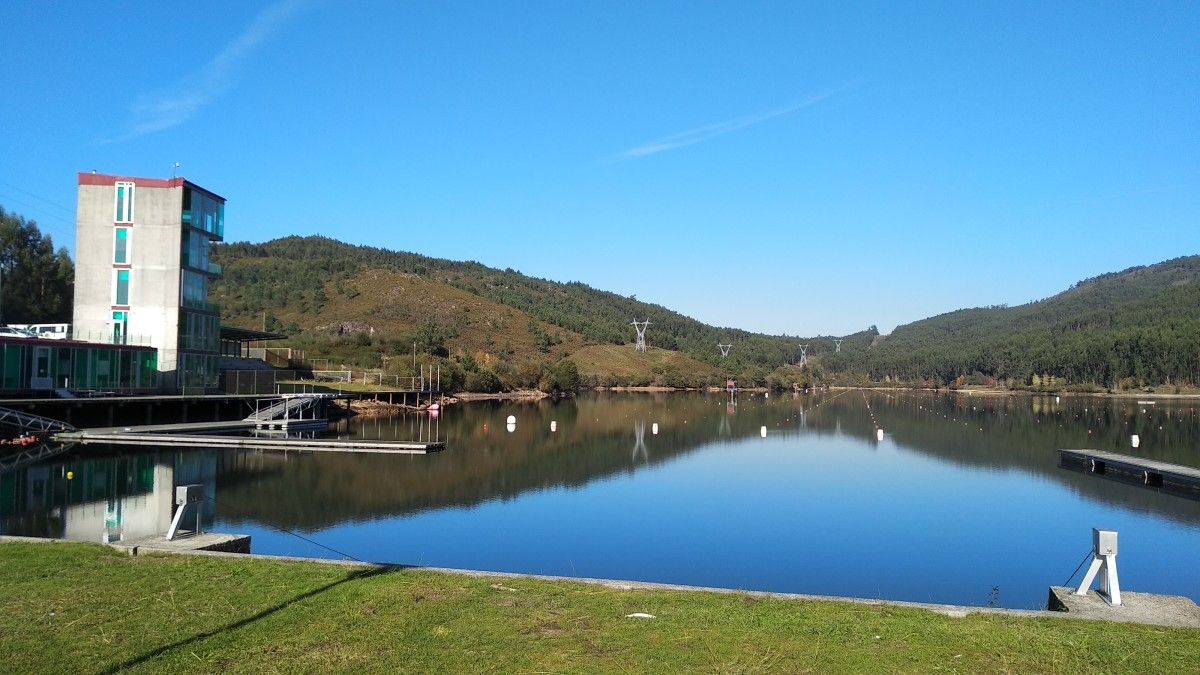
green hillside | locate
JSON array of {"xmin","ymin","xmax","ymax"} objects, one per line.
[
  {"xmin": 210, "ymin": 236, "xmax": 830, "ymax": 387},
  {"xmin": 851, "ymin": 256, "xmax": 1200, "ymax": 388},
  {"xmin": 210, "ymin": 236, "xmax": 1200, "ymax": 391}
]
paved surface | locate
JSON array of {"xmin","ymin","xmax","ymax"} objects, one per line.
[
  {"xmin": 110, "ymin": 532, "xmax": 252, "ymax": 555},
  {"xmin": 1048, "ymin": 586, "xmax": 1200, "ymax": 628}
]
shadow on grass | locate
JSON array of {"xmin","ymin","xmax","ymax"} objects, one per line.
[{"xmin": 102, "ymin": 565, "xmax": 398, "ymax": 673}]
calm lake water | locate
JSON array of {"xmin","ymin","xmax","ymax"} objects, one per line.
[{"xmin": 3, "ymin": 391, "xmax": 1199, "ymax": 610}]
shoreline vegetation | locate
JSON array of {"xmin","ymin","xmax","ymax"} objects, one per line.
[
  {"xmin": 2, "ymin": 541, "xmax": 1197, "ymax": 673},
  {"xmin": 336, "ymin": 384, "xmax": 1200, "ymax": 417}
]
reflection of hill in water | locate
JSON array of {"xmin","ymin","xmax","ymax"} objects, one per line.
[
  {"xmin": 216, "ymin": 394, "xmax": 788, "ymax": 531},
  {"xmin": 854, "ymin": 392, "xmax": 1200, "ymax": 526},
  {"xmin": 214, "ymin": 392, "xmax": 1200, "ymax": 531}
]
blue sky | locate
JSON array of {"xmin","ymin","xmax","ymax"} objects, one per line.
[{"xmin": 1, "ymin": 1, "xmax": 1196, "ymax": 336}]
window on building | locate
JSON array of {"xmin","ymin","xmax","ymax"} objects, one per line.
[
  {"xmin": 115, "ymin": 182, "xmax": 135, "ymax": 223},
  {"xmin": 181, "ymin": 230, "xmax": 209, "ymax": 269},
  {"xmin": 181, "ymin": 270, "xmax": 208, "ymax": 310},
  {"xmin": 115, "ymin": 270, "xmax": 130, "ymax": 306},
  {"xmin": 112, "ymin": 311, "xmax": 128, "ymax": 344},
  {"xmin": 114, "ymin": 228, "xmax": 129, "ymax": 264}
]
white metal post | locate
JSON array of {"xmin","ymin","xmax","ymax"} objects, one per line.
[{"xmin": 1075, "ymin": 529, "xmax": 1121, "ymax": 606}]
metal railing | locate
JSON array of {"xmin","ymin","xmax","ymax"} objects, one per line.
[
  {"xmin": 0, "ymin": 406, "xmax": 75, "ymax": 433},
  {"xmin": 224, "ymin": 369, "xmax": 442, "ymax": 395}
]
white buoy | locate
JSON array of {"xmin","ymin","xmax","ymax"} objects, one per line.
[
  {"xmin": 1055, "ymin": 396, "xmax": 1060, "ymax": 404},
  {"xmin": 506, "ymin": 415, "xmax": 516, "ymax": 424},
  {"xmin": 652, "ymin": 423, "xmax": 659, "ymax": 435},
  {"xmin": 765, "ymin": 392, "xmax": 769, "ymax": 399},
  {"xmin": 760, "ymin": 426, "xmax": 767, "ymax": 437},
  {"xmin": 1131, "ymin": 434, "xmax": 1140, "ymax": 448},
  {"xmin": 550, "ymin": 421, "xmax": 557, "ymax": 432},
  {"xmin": 506, "ymin": 422, "xmax": 516, "ymax": 433},
  {"xmin": 876, "ymin": 428, "xmax": 884, "ymax": 441}
]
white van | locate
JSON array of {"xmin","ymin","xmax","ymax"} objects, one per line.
[{"xmin": 26, "ymin": 324, "xmax": 70, "ymax": 340}]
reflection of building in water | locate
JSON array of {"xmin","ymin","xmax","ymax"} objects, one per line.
[{"xmin": 0, "ymin": 451, "xmax": 216, "ymax": 543}]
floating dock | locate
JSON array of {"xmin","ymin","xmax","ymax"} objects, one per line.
[
  {"xmin": 1058, "ymin": 449, "xmax": 1200, "ymax": 492},
  {"xmin": 52, "ymin": 428, "xmax": 443, "ymax": 453},
  {"xmin": 46, "ymin": 392, "xmax": 443, "ymax": 453}
]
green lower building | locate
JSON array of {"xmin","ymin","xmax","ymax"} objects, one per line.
[{"xmin": 0, "ymin": 337, "xmax": 158, "ymax": 394}]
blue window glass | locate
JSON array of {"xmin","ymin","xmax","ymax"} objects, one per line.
[
  {"xmin": 115, "ymin": 270, "xmax": 130, "ymax": 306},
  {"xmin": 114, "ymin": 228, "xmax": 128, "ymax": 263}
]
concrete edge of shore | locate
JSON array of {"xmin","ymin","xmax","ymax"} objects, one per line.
[{"xmin": 10, "ymin": 533, "xmax": 1191, "ymax": 627}]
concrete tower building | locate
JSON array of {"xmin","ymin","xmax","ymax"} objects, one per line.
[{"xmin": 72, "ymin": 173, "xmax": 225, "ymax": 392}]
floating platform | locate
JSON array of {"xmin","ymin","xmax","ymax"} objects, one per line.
[
  {"xmin": 1047, "ymin": 586, "xmax": 1200, "ymax": 628},
  {"xmin": 56, "ymin": 418, "xmax": 327, "ymax": 436},
  {"xmin": 51, "ymin": 429, "xmax": 443, "ymax": 453},
  {"xmin": 1059, "ymin": 449, "xmax": 1200, "ymax": 493},
  {"xmin": 111, "ymin": 532, "xmax": 252, "ymax": 555}
]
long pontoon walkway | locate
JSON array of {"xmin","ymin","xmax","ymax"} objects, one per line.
[
  {"xmin": 51, "ymin": 430, "xmax": 443, "ymax": 454},
  {"xmin": 1059, "ymin": 448, "xmax": 1200, "ymax": 492}
]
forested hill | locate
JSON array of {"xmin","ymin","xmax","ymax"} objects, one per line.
[
  {"xmin": 859, "ymin": 256, "xmax": 1200, "ymax": 387},
  {"xmin": 211, "ymin": 235, "xmax": 1198, "ymax": 389},
  {"xmin": 210, "ymin": 236, "xmax": 865, "ymax": 377}
]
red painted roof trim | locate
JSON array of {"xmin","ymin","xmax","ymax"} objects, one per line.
[{"xmin": 77, "ymin": 173, "xmax": 226, "ymax": 202}]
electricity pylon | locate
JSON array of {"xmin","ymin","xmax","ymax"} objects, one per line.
[{"xmin": 631, "ymin": 320, "xmax": 650, "ymax": 353}]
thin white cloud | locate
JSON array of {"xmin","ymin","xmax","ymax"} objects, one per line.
[
  {"xmin": 102, "ymin": 0, "xmax": 308, "ymax": 143},
  {"xmin": 615, "ymin": 83, "xmax": 858, "ymax": 160}
]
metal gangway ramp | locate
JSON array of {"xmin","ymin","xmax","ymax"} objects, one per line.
[
  {"xmin": 244, "ymin": 394, "xmax": 334, "ymax": 424},
  {"xmin": 0, "ymin": 406, "xmax": 75, "ymax": 434}
]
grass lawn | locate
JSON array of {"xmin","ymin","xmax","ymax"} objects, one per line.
[{"xmin": 1, "ymin": 542, "xmax": 1196, "ymax": 673}]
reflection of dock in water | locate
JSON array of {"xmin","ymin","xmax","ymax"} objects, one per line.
[
  {"xmin": 47, "ymin": 394, "xmax": 444, "ymax": 454},
  {"xmin": 1059, "ymin": 449, "xmax": 1200, "ymax": 498}
]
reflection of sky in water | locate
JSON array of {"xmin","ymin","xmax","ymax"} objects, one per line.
[{"xmin": 217, "ymin": 393, "xmax": 1200, "ymax": 610}]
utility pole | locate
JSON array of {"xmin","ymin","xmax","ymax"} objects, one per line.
[
  {"xmin": 631, "ymin": 320, "xmax": 650, "ymax": 353},
  {"xmin": 833, "ymin": 339, "xmax": 843, "ymax": 353},
  {"xmin": 798, "ymin": 343, "xmax": 809, "ymax": 367},
  {"xmin": 718, "ymin": 343, "xmax": 732, "ymax": 358}
]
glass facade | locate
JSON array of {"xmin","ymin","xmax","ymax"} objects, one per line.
[
  {"xmin": 180, "ymin": 230, "xmax": 209, "ymax": 270},
  {"xmin": 177, "ymin": 353, "xmax": 219, "ymax": 390},
  {"xmin": 182, "ymin": 187, "xmax": 223, "ymax": 238},
  {"xmin": 178, "ymin": 312, "xmax": 219, "ymax": 351},
  {"xmin": 181, "ymin": 270, "xmax": 208, "ymax": 310},
  {"xmin": 0, "ymin": 341, "xmax": 156, "ymax": 391},
  {"xmin": 114, "ymin": 228, "xmax": 129, "ymax": 263},
  {"xmin": 179, "ymin": 185, "xmax": 224, "ymax": 392}
]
